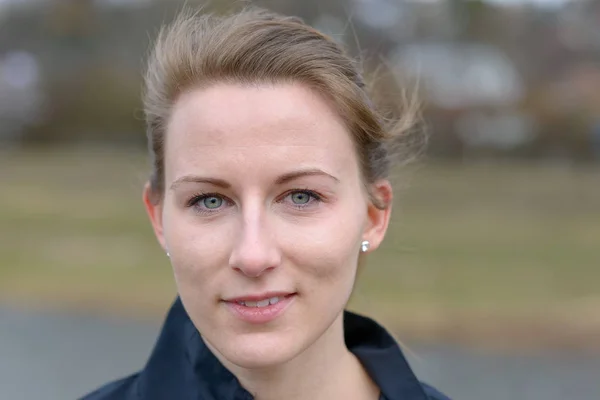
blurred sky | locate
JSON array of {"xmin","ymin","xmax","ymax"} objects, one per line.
[
  {"xmin": 0, "ymin": 0, "xmax": 574, "ymax": 9},
  {"xmin": 483, "ymin": 0, "xmax": 570, "ymax": 8},
  {"xmin": 413, "ymin": 0, "xmax": 572, "ymax": 8}
]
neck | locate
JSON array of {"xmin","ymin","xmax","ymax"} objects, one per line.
[{"xmin": 225, "ymin": 313, "xmax": 379, "ymax": 400}]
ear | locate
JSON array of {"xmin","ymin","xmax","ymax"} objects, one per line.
[
  {"xmin": 142, "ymin": 182, "xmax": 167, "ymax": 252},
  {"xmin": 362, "ymin": 179, "xmax": 393, "ymax": 252}
]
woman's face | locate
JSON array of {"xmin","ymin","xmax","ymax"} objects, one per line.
[{"xmin": 144, "ymin": 82, "xmax": 391, "ymax": 369}]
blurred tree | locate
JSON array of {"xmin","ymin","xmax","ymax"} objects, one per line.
[
  {"xmin": 0, "ymin": 0, "xmax": 596, "ymax": 161},
  {"xmin": 46, "ymin": 0, "xmax": 97, "ymax": 43}
]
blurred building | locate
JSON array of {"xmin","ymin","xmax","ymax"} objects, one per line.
[
  {"xmin": 0, "ymin": 51, "xmax": 43, "ymax": 143},
  {"xmin": 0, "ymin": 0, "xmax": 597, "ymax": 161},
  {"xmin": 558, "ymin": 0, "xmax": 600, "ymax": 51}
]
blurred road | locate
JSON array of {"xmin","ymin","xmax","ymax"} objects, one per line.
[{"xmin": 1, "ymin": 306, "xmax": 599, "ymax": 400}]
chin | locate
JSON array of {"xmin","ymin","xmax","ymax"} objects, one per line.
[{"xmin": 217, "ymin": 331, "xmax": 306, "ymax": 369}]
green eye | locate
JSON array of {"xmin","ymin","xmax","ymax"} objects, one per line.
[
  {"xmin": 290, "ymin": 192, "xmax": 311, "ymax": 205},
  {"xmin": 203, "ymin": 196, "xmax": 223, "ymax": 209}
]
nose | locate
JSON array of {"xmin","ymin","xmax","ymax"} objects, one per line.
[{"xmin": 228, "ymin": 210, "xmax": 281, "ymax": 278}]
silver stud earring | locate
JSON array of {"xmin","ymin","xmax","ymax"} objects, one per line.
[
  {"xmin": 166, "ymin": 251, "xmax": 170, "ymax": 258},
  {"xmin": 361, "ymin": 240, "xmax": 370, "ymax": 253}
]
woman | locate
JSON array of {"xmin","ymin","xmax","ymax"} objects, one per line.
[{"xmin": 83, "ymin": 7, "xmax": 450, "ymax": 400}]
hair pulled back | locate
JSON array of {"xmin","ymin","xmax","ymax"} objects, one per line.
[{"xmin": 143, "ymin": 7, "xmax": 423, "ymax": 208}]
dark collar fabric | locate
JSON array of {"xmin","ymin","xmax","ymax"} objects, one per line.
[{"xmin": 82, "ymin": 297, "xmax": 450, "ymax": 400}]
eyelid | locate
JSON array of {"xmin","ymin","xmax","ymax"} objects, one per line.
[
  {"xmin": 187, "ymin": 192, "xmax": 232, "ymax": 209},
  {"xmin": 186, "ymin": 189, "xmax": 324, "ymax": 211},
  {"xmin": 280, "ymin": 189, "xmax": 323, "ymax": 204}
]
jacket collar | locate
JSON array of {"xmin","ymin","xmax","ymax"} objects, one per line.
[{"xmin": 137, "ymin": 297, "xmax": 429, "ymax": 400}]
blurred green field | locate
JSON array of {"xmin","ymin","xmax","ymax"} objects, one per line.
[{"xmin": 1, "ymin": 148, "xmax": 599, "ymax": 348}]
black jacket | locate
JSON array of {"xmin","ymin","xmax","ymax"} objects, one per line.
[{"xmin": 82, "ymin": 297, "xmax": 451, "ymax": 400}]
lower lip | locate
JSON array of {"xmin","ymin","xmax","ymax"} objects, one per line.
[{"xmin": 224, "ymin": 295, "xmax": 296, "ymax": 324}]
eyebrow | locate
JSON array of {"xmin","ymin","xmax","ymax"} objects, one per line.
[
  {"xmin": 170, "ymin": 176, "xmax": 231, "ymax": 190},
  {"xmin": 170, "ymin": 168, "xmax": 339, "ymax": 190},
  {"xmin": 275, "ymin": 169, "xmax": 339, "ymax": 185}
]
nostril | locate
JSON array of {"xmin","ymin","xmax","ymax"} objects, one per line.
[
  {"xmin": 231, "ymin": 263, "xmax": 277, "ymax": 278},
  {"xmin": 229, "ymin": 222, "xmax": 281, "ymax": 276}
]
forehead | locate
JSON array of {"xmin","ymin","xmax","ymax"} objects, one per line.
[{"xmin": 165, "ymin": 82, "xmax": 359, "ymax": 180}]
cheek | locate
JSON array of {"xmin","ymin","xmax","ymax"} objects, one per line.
[
  {"xmin": 162, "ymin": 206, "xmax": 232, "ymax": 294},
  {"xmin": 281, "ymin": 205, "xmax": 365, "ymax": 288}
]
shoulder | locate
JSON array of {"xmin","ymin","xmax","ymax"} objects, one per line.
[
  {"xmin": 79, "ymin": 373, "xmax": 140, "ymax": 400},
  {"xmin": 421, "ymin": 381, "xmax": 452, "ymax": 400}
]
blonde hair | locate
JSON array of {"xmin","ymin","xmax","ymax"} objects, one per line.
[{"xmin": 143, "ymin": 7, "xmax": 422, "ymax": 207}]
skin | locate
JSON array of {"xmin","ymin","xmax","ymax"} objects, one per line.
[{"xmin": 143, "ymin": 82, "xmax": 393, "ymax": 400}]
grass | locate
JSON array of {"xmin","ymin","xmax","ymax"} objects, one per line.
[{"xmin": 2, "ymin": 148, "xmax": 599, "ymax": 349}]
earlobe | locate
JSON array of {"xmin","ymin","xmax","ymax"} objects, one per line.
[
  {"xmin": 142, "ymin": 182, "xmax": 167, "ymax": 251},
  {"xmin": 363, "ymin": 180, "xmax": 393, "ymax": 252}
]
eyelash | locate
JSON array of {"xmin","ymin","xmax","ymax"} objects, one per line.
[
  {"xmin": 186, "ymin": 190, "xmax": 323, "ymax": 214},
  {"xmin": 186, "ymin": 192, "xmax": 230, "ymax": 214}
]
